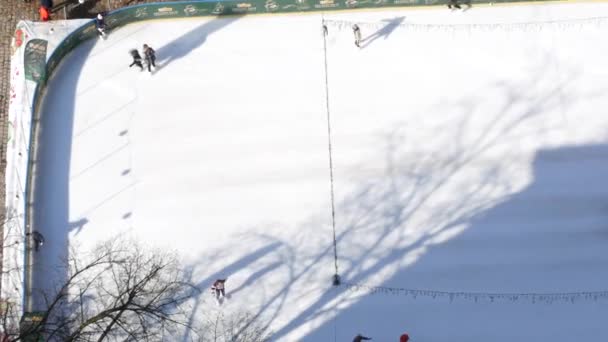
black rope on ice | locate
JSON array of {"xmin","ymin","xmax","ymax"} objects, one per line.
[{"xmin": 322, "ymin": 17, "xmax": 340, "ymax": 287}]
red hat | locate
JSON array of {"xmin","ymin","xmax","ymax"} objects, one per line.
[{"xmin": 400, "ymin": 333, "xmax": 409, "ymax": 342}]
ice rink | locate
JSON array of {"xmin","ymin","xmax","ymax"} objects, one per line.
[{"xmin": 32, "ymin": 2, "xmax": 608, "ymax": 340}]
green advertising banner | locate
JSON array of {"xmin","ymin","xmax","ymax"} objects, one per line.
[
  {"xmin": 101, "ymin": 0, "xmax": 531, "ymax": 25},
  {"xmin": 24, "ymin": 39, "xmax": 48, "ymax": 83},
  {"xmin": 19, "ymin": 311, "xmax": 45, "ymax": 342},
  {"xmin": 44, "ymin": 22, "xmax": 97, "ymax": 84}
]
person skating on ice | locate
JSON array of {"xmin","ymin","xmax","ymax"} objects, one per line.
[
  {"xmin": 26, "ymin": 231, "xmax": 45, "ymax": 252},
  {"xmin": 447, "ymin": 0, "xmax": 461, "ymax": 9},
  {"xmin": 353, "ymin": 333, "xmax": 372, "ymax": 342},
  {"xmin": 211, "ymin": 278, "xmax": 227, "ymax": 301},
  {"xmin": 352, "ymin": 24, "xmax": 362, "ymax": 47},
  {"xmin": 129, "ymin": 49, "xmax": 144, "ymax": 71},
  {"xmin": 143, "ymin": 44, "xmax": 156, "ymax": 72},
  {"xmin": 95, "ymin": 13, "xmax": 107, "ymax": 38}
]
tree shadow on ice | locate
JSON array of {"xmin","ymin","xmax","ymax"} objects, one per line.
[
  {"xmin": 360, "ymin": 16, "xmax": 405, "ymax": 50},
  {"xmin": 272, "ymin": 56, "xmax": 608, "ymax": 340},
  {"xmin": 181, "ymin": 239, "xmax": 283, "ymax": 341},
  {"xmin": 155, "ymin": 16, "xmax": 241, "ymax": 71},
  {"xmin": 299, "ymin": 144, "xmax": 608, "ymax": 341}
]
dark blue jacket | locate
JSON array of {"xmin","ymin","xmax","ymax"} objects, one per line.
[
  {"xmin": 40, "ymin": 0, "xmax": 53, "ymax": 9},
  {"xmin": 95, "ymin": 17, "xmax": 106, "ymax": 29}
]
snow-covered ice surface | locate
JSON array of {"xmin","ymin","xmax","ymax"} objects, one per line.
[{"xmin": 33, "ymin": 2, "xmax": 608, "ymax": 340}]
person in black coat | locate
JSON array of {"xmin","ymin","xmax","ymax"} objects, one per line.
[
  {"xmin": 129, "ymin": 49, "xmax": 144, "ymax": 71},
  {"xmin": 26, "ymin": 231, "xmax": 45, "ymax": 252},
  {"xmin": 40, "ymin": 0, "xmax": 53, "ymax": 9},
  {"xmin": 352, "ymin": 24, "xmax": 362, "ymax": 47},
  {"xmin": 447, "ymin": 0, "xmax": 461, "ymax": 9},
  {"xmin": 353, "ymin": 334, "xmax": 372, "ymax": 342},
  {"xmin": 143, "ymin": 44, "xmax": 156, "ymax": 72},
  {"xmin": 95, "ymin": 13, "xmax": 107, "ymax": 38}
]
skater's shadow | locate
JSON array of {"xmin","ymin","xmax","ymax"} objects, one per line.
[
  {"xmin": 360, "ymin": 16, "xmax": 405, "ymax": 49},
  {"xmin": 150, "ymin": 62, "xmax": 163, "ymax": 75},
  {"xmin": 155, "ymin": 15, "xmax": 242, "ymax": 71}
]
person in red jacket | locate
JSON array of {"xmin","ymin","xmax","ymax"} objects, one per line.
[
  {"xmin": 39, "ymin": 6, "xmax": 50, "ymax": 21},
  {"xmin": 400, "ymin": 333, "xmax": 410, "ymax": 342},
  {"xmin": 39, "ymin": 0, "xmax": 53, "ymax": 21}
]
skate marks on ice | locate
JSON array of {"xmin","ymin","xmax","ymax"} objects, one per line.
[{"xmin": 154, "ymin": 16, "xmax": 242, "ymax": 70}]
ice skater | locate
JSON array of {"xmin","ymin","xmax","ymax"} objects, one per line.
[
  {"xmin": 322, "ymin": 23, "xmax": 328, "ymax": 36},
  {"xmin": 129, "ymin": 49, "xmax": 144, "ymax": 71},
  {"xmin": 449, "ymin": 0, "xmax": 471, "ymax": 10},
  {"xmin": 95, "ymin": 13, "xmax": 107, "ymax": 39},
  {"xmin": 143, "ymin": 44, "xmax": 156, "ymax": 72},
  {"xmin": 26, "ymin": 231, "xmax": 45, "ymax": 252},
  {"xmin": 353, "ymin": 334, "xmax": 372, "ymax": 342},
  {"xmin": 211, "ymin": 278, "xmax": 227, "ymax": 304},
  {"xmin": 352, "ymin": 24, "xmax": 362, "ymax": 47},
  {"xmin": 447, "ymin": 0, "xmax": 461, "ymax": 9}
]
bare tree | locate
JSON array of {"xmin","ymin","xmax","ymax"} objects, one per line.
[
  {"xmin": 196, "ymin": 311, "xmax": 272, "ymax": 342},
  {"xmin": 6, "ymin": 238, "xmax": 199, "ymax": 342},
  {"xmin": 0, "ymin": 208, "xmax": 26, "ymax": 341},
  {"xmin": 0, "ymin": 233, "xmax": 274, "ymax": 342}
]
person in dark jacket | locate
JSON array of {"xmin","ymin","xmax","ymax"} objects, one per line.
[
  {"xmin": 447, "ymin": 0, "xmax": 461, "ymax": 9},
  {"xmin": 352, "ymin": 24, "xmax": 362, "ymax": 47},
  {"xmin": 353, "ymin": 334, "xmax": 372, "ymax": 342},
  {"xmin": 95, "ymin": 13, "xmax": 107, "ymax": 38},
  {"xmin": 143, "ymin": 44, "xmax": 156, "ymax": 72},
  {"xmin": 26, "ymin": 231, "xmax": 45, "ymax": 252},
  {"xmin": 40, "ymin": 0, "xmax": 53, "ymax": 9},
  {"xmin": 129, "ymin": 49, "xmax": 144, "ymax": 71}
]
